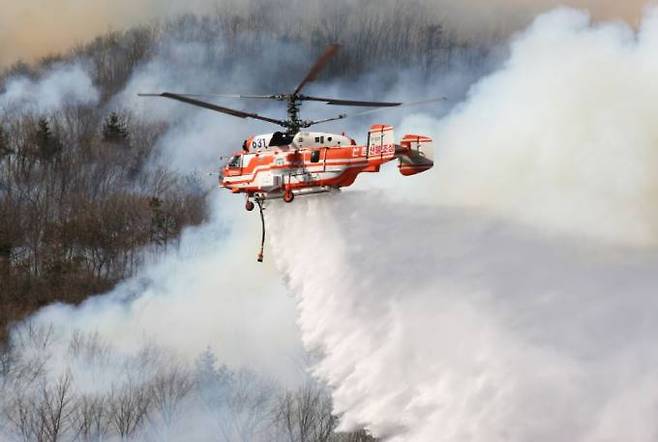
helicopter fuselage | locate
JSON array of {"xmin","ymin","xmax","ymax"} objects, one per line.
[{"xmin": 220, "ymin": 125, "xmax": 433, "ymax": 203}]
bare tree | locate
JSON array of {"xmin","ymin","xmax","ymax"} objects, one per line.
[
  {"xmin": 0, "ymin": 341, "xmax": 13, "ymax": 381},
  {"xmin": 40, "ymin": 373, "xmax": 75, "ymax": 442},
  {"xmin": 5, "ymin": 392, "xmax": 44, "ymax": 442},
  {"xmin": 334, "ymin": 429, "xmax": 379, "ymax": 442},
  {"xmin": 147, "ymin": 365, "xmax": 194, "ymax": 438},
  {"xmin": 71, "ymin": 394, "xmax": 109, "ymax": 442},
  {"xmin": 4, "ymin": 373, "xmax": 74, "ymax": 442},
  {"xmin": 108, "ymin": 381, "xmax": 152, "ymax": 439},
  {"xmin": 9, "ymin": 323, "xmax": 54, "ymax": 385},
  {"xmin": 274, "ymin": 381, "xmax": 337, "ymax": 442},
  {"xmin": 67, "ymin": 331, "xmax": 113, "ymax": 371},
  {"xmin": 195, "ymin": 352, "xmax": 276, "ymax": 442},
  {"xmin": 222, "ymin": 368, "xmax": 276, "ymax": 442}
]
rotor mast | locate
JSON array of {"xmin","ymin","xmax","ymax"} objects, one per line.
[{"xmin": 285, "ymin": 95, "xmax": 303, "ymax": 135}]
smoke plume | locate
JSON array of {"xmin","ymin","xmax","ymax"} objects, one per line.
[
  {"xmin": 28, "ymin": 194, "xmax": 303, "ymax": 383},
  {"xmin": 0, "ymin": 62, "xmax": 99, "ymax": 113},
  {"xmin": 398, "ymin": 7, "xmax": 658, "ymax": 247}
]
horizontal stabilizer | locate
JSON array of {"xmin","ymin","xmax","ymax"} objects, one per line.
[{"xmin": 396, "ymin": 134, "xmax": 434, "ymax": 176}]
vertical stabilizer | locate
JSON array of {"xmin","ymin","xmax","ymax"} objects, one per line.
[{"xmin": 367, "ymin": 124, "xmax": 396, "ymax": 159}]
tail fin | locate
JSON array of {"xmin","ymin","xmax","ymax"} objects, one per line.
[{"xmin": 396, "ymin": 134, "xmax": 434, "ymax": 176}]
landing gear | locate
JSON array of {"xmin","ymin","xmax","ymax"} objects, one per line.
[
  {"xmin": 245, "ymin": 199, "xmax": 255, "ymax": 211},
  {"xmin": 283, "ymin": 190, "xmax": 295, "ymax": 203}
]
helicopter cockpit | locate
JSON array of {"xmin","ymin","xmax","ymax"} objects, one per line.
[{"xmin": 227, "ymin": 155, "xmax": 241, "ymax": 168}]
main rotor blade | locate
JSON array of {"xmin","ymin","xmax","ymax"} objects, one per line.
[
  {"xmin": 292, "ymin": 44, "xmax": 341, "ymax": 96},
  {"xmin": 301, "ymin": 96, "xmax": 401, "ymax": 107},
  {"xmin": 138, "ymin": 92, "xmax": 287, "ymax": 126},
  {"xmin": 176, "ymin": 93, "xmax": 400, "ymax": 107},
  {"xmin": 173, "ymin": 93, "xmax": 284, "ymax": 100},
  {"xmin": 304, "ymin": 97, "xmax": 446, "ymax": 128}
]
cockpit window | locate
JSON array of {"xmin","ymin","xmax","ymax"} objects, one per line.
[{"xmin": 228, "ymin": 155, "xmax": 241, "ymax": 168}]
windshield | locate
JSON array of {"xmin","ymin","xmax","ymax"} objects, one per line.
[{"xmin": 228, "ymin": 155, "xmax": 241, "ymax": 168}]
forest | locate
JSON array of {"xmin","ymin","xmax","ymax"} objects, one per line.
[
  {"xmin": 0, "ymin": 2, "xmax": 493, "ymax": 440},
  {"xmin": 1, "ymin": 323, "xmax": 375, "ymax": 441}
]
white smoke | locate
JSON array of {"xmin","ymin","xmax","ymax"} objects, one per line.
[
  {"xmin": 429, "ymin": 7, "xmax": 658, "ymax": 246},
  {"xmin": 28, "ymin": 193, "xmax": 303, "ymax": 385},
  {"xmin": 267, "ymin": 7, "xmax": 658, "ymax": 442},
  {"xmin": 0, "ymin": 62, "xmax": 99, "ymax": 113},
  {"xmin": 0, "ymin": 191, "xmax": 307, "ymax": 436}
]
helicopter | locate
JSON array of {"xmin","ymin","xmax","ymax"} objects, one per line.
[{"xmin": 139, "ymin": 44, "xmax": 438, "ymax": 261}]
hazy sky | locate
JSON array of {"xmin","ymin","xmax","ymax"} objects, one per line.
[{"xmin": 0, "ymin": 0, "xmax": 651, "ymax": 68}]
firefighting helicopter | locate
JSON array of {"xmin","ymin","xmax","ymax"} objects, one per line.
[{"xmin": 139, "ymin": 44, "xmax": 439, "ymax": 261}]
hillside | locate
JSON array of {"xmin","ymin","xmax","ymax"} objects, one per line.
[{"xmin": 0, "ymin": 5, "xmax": 490, "ymax": 343}]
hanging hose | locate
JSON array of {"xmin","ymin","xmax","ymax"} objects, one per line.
[{"xmin": 256, "ymin": 198, "xmax": 265, "ymax": 262}]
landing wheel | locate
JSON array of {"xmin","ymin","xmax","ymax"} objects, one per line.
[
  {"xmin": 245, "ymin": 200, "xmax": 255, "ymax": 211},
  {"xmin": 283, "ymin": 190, "xmax": 295, "ymax": 203}
]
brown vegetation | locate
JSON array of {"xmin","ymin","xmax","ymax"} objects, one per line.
[{"xmin": 0, "ymin": 109, "xmax": 207, "ymax": 342}]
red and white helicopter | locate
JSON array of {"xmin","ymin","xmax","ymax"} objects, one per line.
[{"xmin": 140, "ymin": 44, "xmax": 438, "ymax": 261}]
